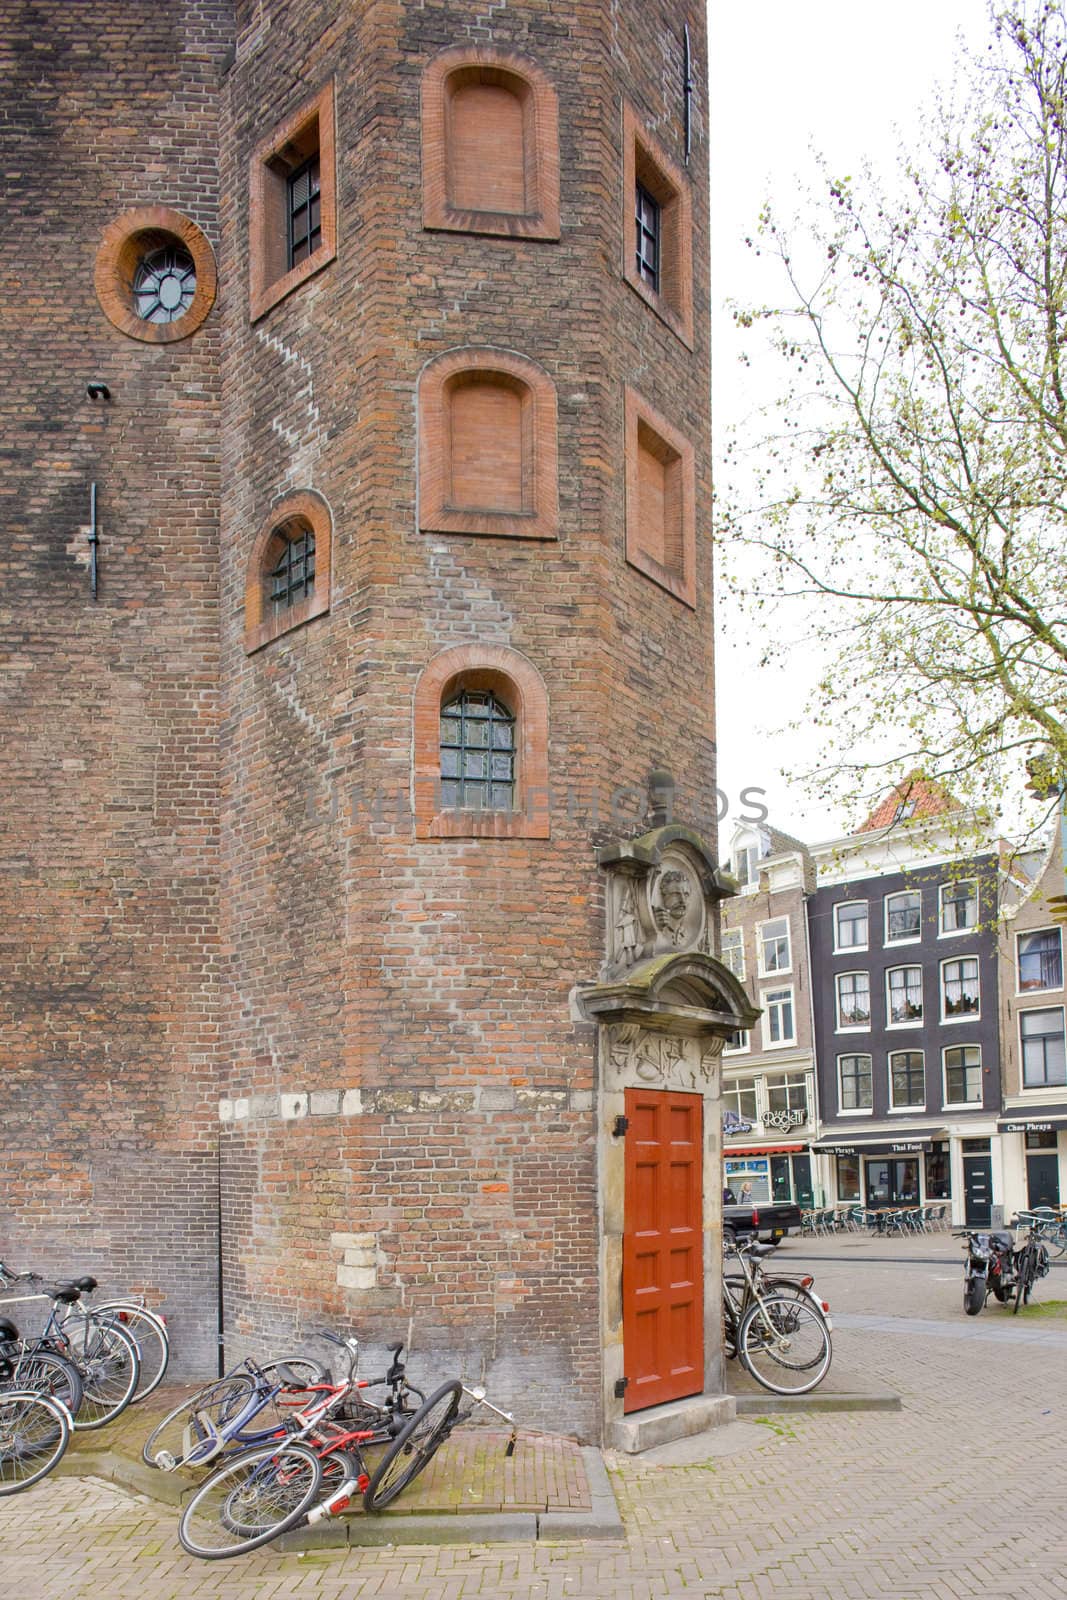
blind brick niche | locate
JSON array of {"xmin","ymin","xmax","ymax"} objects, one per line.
[
  {"xmin": 418, "ymin": 348, "xmax": 558, "ymax": 540},
  {"xmin": 422, "ymin": 48, "xmax": 560, "ymax": 240}
]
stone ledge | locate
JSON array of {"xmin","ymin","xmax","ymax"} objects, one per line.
[
  {"xmin": 732, "ymin": 1390, "xmax": 902, "ymax": 1414},
  {"xmin": 606, "ymin": 1394, "xmax": 736, "ymax": 1454}
]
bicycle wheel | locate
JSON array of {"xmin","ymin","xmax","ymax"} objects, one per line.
[
  {"xmin": 178, "ymin": 1442, "xmax": 322, "ymax": 1559},
  {"xmin": 1013, "ymin": 1247, "xmax": 1033, "ymax": 1314},
  {"xmin": 93, "ymin": 1304, "xmax": 169, "ymax": 1402},
  {"xmin": 738, "ymin": 1294, "xmax": 832, "ymax": 1396},
  {"xmin": 0, "ymin": 1390, "xmax": 71, "ymax": 1496},
  {"xmin": 5, "ymin": 1348, "xmax": 83, "ymax": 1417},
  {"xmin": 62, "ymin": 1319, "xmax": 140, "ymax": 1429},
  {"xmin": 141, "ymin": 1373, "xmax": 256, "ymax": 1469},
  {"xmin": 1049, "ymin": 1226, "xmax": 1067, "ymax": 1259},
  {"xmin": 363, "ymin": 1380, "xmax": 461, "ymax": 1512}
]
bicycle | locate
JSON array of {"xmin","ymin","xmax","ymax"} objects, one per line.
[
  {"xmin": 722, "ymin": 1233, "xmax": 832, "ymax": 1355},
  {"xmin": 0, "ymin": 1316, "xmax": 83, "ymax": 1417},
  {"xmin": 1016, "ymin": 1209, "xmax": 1067, "ymax": 1259},
  {"xmin": 1010, "ymin": 1217, "xmax": 1051, "ymax": 1314},
  {"xmin": 0, "ymin": 1261, "xmax": 170, "ymax": 1403},
  {"xmin": 722, "ymin": 1236, "xmax": 832, "ymax": 1395},
  {"xmin": 0, "ymin": 1280, "xmax": 140, "ymax": 1430},
  {"xmin": 177, "ymin": 1332, "xmax": 515, "ymax": 1558},
  {"xmin": 0, "ymin": 1389, "xmax": 73, "ymax": 1497}
]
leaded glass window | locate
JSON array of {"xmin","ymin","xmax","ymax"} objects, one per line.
[
  {"xmin": 635, "ymin": 182, "xmax": 660, "ymax": 291},
  {"xmin": 270, "ymin": 527, "xmax": 316, "ymax": 613},
  {"xmin": 288, "ymin": 155, "xmax": 322, "ymax": 270},
  {"xmin": 440, "ymin": 689, "xmax": 515, "ymax": 811},
  {"xmin": 133, "ymin": 243, "xmax": 196, "ymax": 323}
]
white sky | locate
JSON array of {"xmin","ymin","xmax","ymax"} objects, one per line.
[{"xmin": 708, "ymin": 0, "xmax": 992, "ymax": 844}]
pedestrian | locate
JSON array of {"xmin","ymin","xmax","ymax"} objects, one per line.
[
  {"xmin": 738, "ymin": 1180, "xmax": 753, "ymax": 1205},
  {"xmin": 723, "ymin": 1184, "xmax": 736, "ymax": 1204}
]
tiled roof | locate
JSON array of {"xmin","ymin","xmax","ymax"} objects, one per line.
[{"xmin": 858, "ymin": 771, "xmax": 959, "ymax": 832}]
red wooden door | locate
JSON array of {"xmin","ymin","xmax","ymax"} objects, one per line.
[{"xmin": 622, "ymin": 1088, "xmax": 704, "ymax": 1413}]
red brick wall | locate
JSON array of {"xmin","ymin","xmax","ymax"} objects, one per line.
[
  {"xmin": 0, "ymin": 0, "xmax": 713, "ymax": 1437},
  {"xmin": 0, "ymin": 0, "xmax": 229, "ymax": 1367},
  {"xmin": 215, "ymin": 0, "xmax": 713, "ymax": 1437}
]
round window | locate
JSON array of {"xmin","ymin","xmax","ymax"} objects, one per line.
[
  {"xmin": 133, "ymin": 244, "xmax": 197, "ymax": 323},
  {"xmin": 95, "ymin": 207, "xmax": 216, "ymax": 344}
]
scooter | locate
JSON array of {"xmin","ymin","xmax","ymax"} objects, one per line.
[{"xmin": 955, "ymin": 1228, "xmax": 1016, "ymax": 1315}]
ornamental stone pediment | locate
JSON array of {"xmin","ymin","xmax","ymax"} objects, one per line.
[{"xmin": 596, "ymin": 824, "xmax": 736, "ymax": 980}]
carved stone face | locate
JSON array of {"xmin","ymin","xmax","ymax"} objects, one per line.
[{"xmin": 658, "ymin": 871, "xmax": 690, "ymax": 923}]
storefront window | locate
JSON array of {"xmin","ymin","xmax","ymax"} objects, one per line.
[
  {"xmin": 724, "ymin": 1157, "xmax": 771, "ymax": 1203},
  {"xmin": 925, "ymin": 1146, "xmax": 950, "ymax": 1199},
  {"xmin": 836, "ymin": 1155, "xmax": 861, "ymax": 1201}
]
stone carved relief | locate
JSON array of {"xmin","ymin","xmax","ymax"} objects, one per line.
[
  {"xmin": 604, "ymin": 847, "xmax": 707, "ymax": 976},
  {"xmin": 603, "ymin": 1023, "xmax": 721, "ymax": 1096}
]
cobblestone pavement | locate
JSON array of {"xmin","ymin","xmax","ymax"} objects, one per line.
[{"xmin": 4, "ymin": 1235, "xmax": 1067, "ymax": 1599}]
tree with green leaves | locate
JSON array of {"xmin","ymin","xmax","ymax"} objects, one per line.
[{"xmin": 720, "ymin": 1, "xmax": 1067, "ymax": 828}]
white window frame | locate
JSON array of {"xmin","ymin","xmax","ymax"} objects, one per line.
[
  {"xmin": 833, "ymin": 900, "xmax": 869, "ymax": 954},
  {"xmin": 757, "ymin": 915, "xmax": 792, "ymax": 977},
  {"xmin": 835, "ymin": 970, "xmax": 871, "ymax": 1032},
  {"xmin": 888, "ymin": 1048, "xmax": 926, "ymax": 1112},
  {"xmin": 723, "ymin": 1027, "xmax": 750, "ymax": 1056},
  {"xmin": 940, "ymin": 955, "xmax": 981, "ymax": 1024},
  {"xmin": 720, "ymin": 927, "xmax": 745, "ymax": 982},
  {"xmin": 733, "ymin": 844, "xmax": 760, "ymax": 890},
  {"xmin": 1019, "ymin": 1006, "xmax": 1067, "ymax": 1091},
  {"xmin": 762, "ymin": 986, "xmax": 796, "ymax": 1049},
  {"xmin": 722, "ymin": 1074, "xmax": 759, "ymax": 1124},
  {"xmin": 1016, "ymin": 926, "xmax": 1064, "ymax": 996},
  {"xmin": 884, "ymin": 889, "xmax": 922, "ymax": 946},
  {"xmin": 942, "ymin": 1043, "xmax": 983, "ymax": 1109},
  {"xmin": 837, "ymin": 1052, "xmax": 873, "ymax": 1114},
  {"xmin": 885, "ymin": 964, "xmax": 924, "ymax": 1029},
  {"xmin": 764, "ymin": 1071, "xmax": 810, "ymax": 1126},
  {"xmin": 939, "ymin": 878, "xmax": 978, "ymax": 937}
]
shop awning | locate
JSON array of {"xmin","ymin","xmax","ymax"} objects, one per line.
[
  {"xmin": 812, "ymin": 1137, "xmax": 934, "ymax": 1156},
  {"xmin": 725, "ymin": 1142, "xmax": 806, "ymax": 1155},
  {"xmin": 997, "ymin": 1116, "xmax": 1067, "ymax": 1133}
]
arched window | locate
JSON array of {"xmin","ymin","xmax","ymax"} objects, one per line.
[
  {"xmin": 422, "ymin": 48, "xmax": 559, "ymax": 241},
  {"xmin": 268, "ymin": 521, "xmax": 316, "ymax": 614},
  {"xmin": 414, "ymin": 645, "xmax": 549, "ymax": 839},
  {"xmin": 440, "ymin": 688, "xmax": 516, "ymax": 811},
  {"xmin": 244, "ymin": 491, "xmax": 332, "ymax": 653},
  {"xmin": 418, "ymin": 348, "xmax": 558, "ymax": 542}
]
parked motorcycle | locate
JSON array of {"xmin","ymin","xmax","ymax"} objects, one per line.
[{"xmin": 955, "ymin": 1228, "xmax": 1017, "ymax": 1315}]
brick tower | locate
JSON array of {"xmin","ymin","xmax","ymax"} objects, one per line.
[{"xmin": 1, "ymin": 0, "xmax": 748, "ymax": 1441}]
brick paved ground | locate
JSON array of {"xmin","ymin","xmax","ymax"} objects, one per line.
[{"xmin": 4, "ymin": 1235, "xmax": 1067, "ymax": 1599}]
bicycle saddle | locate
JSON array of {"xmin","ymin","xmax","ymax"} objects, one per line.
[
  {"xmin": 74, "ymin": 1276, "xmax": 98, "ymax": 1293},
  {"xmin": 0, "ymin": 1317, "xmax": 19, "ymax": 1342},
  {"xmin": 53, "ymin": 1284, "xmax": 82, "ymax": 1305}
]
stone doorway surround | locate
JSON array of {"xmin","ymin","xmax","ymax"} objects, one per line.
[{"xmin": 572, "ymin": 822, "xmax": 759, "ymax": 1449}]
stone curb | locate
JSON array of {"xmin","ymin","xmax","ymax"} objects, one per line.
[
  {"xmin": 732, "ymin": 1390, "xmax": 902, "ymax": 1414},
  {"xmin": 54, "ymin": 1444, "xmax": 625, "ymax": 1549}
]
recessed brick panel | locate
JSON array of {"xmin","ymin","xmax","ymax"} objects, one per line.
[
  {"xmin": 418, "ymin": 347, "xmax": 558, "ymax": 540},
  {"xmin": 625, "ymin": 386, "xmax": 697, "ymax": 608},
  {"xmin": 422, "ymin": 47, "xmax": 560, "ymax": 239}
]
